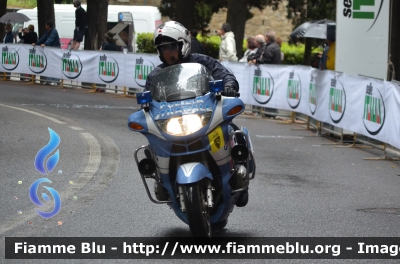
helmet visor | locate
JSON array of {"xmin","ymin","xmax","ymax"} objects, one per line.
[{"xmin": 158, "ymin": 42, "xmax": 179, "ymax": 53}]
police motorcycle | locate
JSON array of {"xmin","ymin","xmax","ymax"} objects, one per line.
[{"xmin": 128, "ymin": 63, "xmax": 256, "ymax": 237}]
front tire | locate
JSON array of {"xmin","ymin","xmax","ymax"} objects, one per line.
[{"xmin": 182, "ymin": 180, "xmax": 211, "ymax": 237}]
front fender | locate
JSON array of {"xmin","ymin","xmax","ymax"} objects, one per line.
[{"xmin": 176, "ymin": 162, "xmax": 213, "ymax": 184}]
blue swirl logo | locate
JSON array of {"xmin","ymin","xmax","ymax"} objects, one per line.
[
  {"xmin": 34, "ymin": 128, "xmax": 60, "ymax": 175},
  {"xmin": 29, "ymin": 178, "xmax": 62, "ymax": 219}
]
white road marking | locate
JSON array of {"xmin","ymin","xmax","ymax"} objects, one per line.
[
  {"xmin": 256, "ymin": 135, "xmax": 304, "ymax": 139},
  {"xmin": 69, "ymin": 126, "xmax": 84, "ymax": 131},
  {"xmin": 0, "ymin": 103, "xmax": 66, "ymax": 124}
]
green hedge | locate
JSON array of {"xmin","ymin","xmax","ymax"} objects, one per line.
[
  {"xmin": 135, "ymin": 33, "xmax": 322, "ymax": 65},
  {"xmin": 136, "ymin": 33, "xmax": 157, "ymax": 54}
]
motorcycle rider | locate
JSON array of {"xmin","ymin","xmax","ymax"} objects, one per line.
[
  {"xmin": 144, "ymin": 21, "xmax": 249, "ymax": 207},
  {"xmin": 145, "ymin": 21, "xmax": 238, "ymax": 96}
]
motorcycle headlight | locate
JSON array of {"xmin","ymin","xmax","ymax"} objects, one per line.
[{"xmin": 156, "ymin": 112, "xmax": 212, "ymax": 136}]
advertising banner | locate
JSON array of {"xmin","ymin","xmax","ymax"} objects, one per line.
[
  {"xmin": 336, "ymin": 0, "xmax": 390, "ymax": 79},
  {"xmin": 1, "ymin": 44, "xmax": 400, "ymax": 150}
]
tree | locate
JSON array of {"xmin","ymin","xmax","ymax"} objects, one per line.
[
  {"xmin": 286, "ymin": 0, "xmax": 336, "ymax": 65},
  {"xmin": 174, "ymin": 0, "xmax": 195, "ymax": 30},
  {"xmin": 84, "ymin": 0, "xmax": 109, "ymax": 50},
  {"xmin": 0, "ymin": 0, "xmax": 6, "ymax": 40},
  {"xmin": 159, "ymin": 0, "xmax": 220, "ymax": 33},
  {"xmin": 37, "ymin": 0, "xmax": 55, "ymax": 38}
]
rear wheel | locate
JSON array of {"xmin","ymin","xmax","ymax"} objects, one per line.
[{"xmin": 182, "ymin": 180, "xmax": 211, "ymax": 237}]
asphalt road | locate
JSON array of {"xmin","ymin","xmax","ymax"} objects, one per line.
[{"xmin": 1, "ymin": 81, "xmax": 400, "ymax": 263}]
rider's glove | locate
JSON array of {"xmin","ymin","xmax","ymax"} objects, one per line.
[{"xmin": 223, "ymin": 86, "xmax": 238, "ymax": 97}]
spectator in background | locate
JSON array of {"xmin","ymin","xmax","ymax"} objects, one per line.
[
  {"xmin": 189, "ymin": 29, "xmax": 205, "ymax": 55},
  {"xmin": 239, "ymin": 37, "xmax": 258, "ymax": 62},
  {"xmin": 325, "ymin": 24, "xmax": 335, "ymax": 70},
  {"xmin": 33, "ymin": 20, "xmax": 60, "ymax": 85},
  {"xmin": 251, "ymin": 30, "xmax": 281, "ymax": 65},
  {"xmin": 18, "ymin": 24, "xmax": 38, "ymax": 45},
  {"xmin": 3, "ymin": 23, "xmax": 14, "ymax": 43},
  {"xmin": 320, "ymin": 24, "xmax": 336, "ymax": 70},
  {"xmin": 72, "ymin": 0, "xmax": 87, "ymax": 50},
  {"xmin": 19, "ymin": 25, "xmax": 38, "ymax": 81},
  {"xmin": 3, "ymin": 23, "xmax": 14, "ymax": 80},
  {"xmin": 217, "ymin": 23, "xmax": 238, "ymax": 62},
  {"xmin": 100, "ymin": 31, "xmax": 118, "ymax": 51},
  {"xmin": 276, "ymin": 37, "xmax": 284, "ymax": 63},
  {"xmin": 247, "ymin": 34, "xmax": 266, "ymax": 64}
]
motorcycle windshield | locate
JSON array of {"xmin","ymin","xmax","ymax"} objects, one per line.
[{"xmin": 149, "ymin": 63, "xmax": 213, "ymax": 102}]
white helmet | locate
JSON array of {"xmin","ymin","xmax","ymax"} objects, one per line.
[{"xmin": 153, "ymin": 21, "xmax": 191, "ymax": 62}]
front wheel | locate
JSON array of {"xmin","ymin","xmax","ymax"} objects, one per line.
[{"xmin": 182, "ymin": 180, "xmax": 211, "ymax": 237}]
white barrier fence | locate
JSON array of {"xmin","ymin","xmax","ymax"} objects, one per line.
[{"xmin": 2, "ymin": 44, "xmax": 400, "ymax": 151}]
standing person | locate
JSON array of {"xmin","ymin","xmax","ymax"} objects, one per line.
[
  {"xmin": 72, "ymin": 0, "xmax": 87, "ymax": 50},
  {"xmin": 33, "ymin": 20, "xmax": 60, "ymax": 85},
  {"xmin": 249, "ymin": 30, "xmax": 281, "ymax": 65},
  {"xmin": 19, "ymin": 25, "xmax": 38, "ymax": 81},
  {"xmin": 189, "ymin": 29, "xmax": 205, "ymax": 55},
  {"xmin": 3, "ymin": 23, "xmax": 14, "ymax": 43},
  {"xmin": 100, "ymin": 31, "xmax": 118, "ymax": 52},
  {"xmin": 239, "ymin": 37, "xmax": 258, "ymax": 62},
  {"xmin": 217, "ymin": 23, "xmax": 238, "ymax": 62},
  {"xmin": 18, "ymin": 24, "xmax": 38, "ymax": 45},
  {"xmin": 325, "ymin": 24, "xmax": 336, "ymax": 70},
  {"xmin": 319, "ymin": 24, "xmax": 335, "ymax": 70},
  {"xmin": 276, "ymin": 37, "xmax": 284, "ymax": 63},
  {"xmin": 3, "ymin": 24, "xmax": 14, "ymax": 80},
  {"xmin": 247, "ymin": 34, "xmax": 266, "ymax": 64}
]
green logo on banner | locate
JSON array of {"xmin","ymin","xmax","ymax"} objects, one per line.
[
  {"xmin": 135, "ymin": 64, "xmax": 152, "ymax": 80},
  {"xmin": 343, "ymin": 0, "xmax": 384, "ymax": 31},
  {"xmin": 1, "ymin": 46, "xmax": 19, "ymax": 70},
  {"xmin": 252, "ymin": 67, "xmax": 274, "ymax": 104},
  {"xmin": 62, "ymin": 51, "xmax": 82, "ymax": 79},
  {"xmin": 329, "ymin": 88, "xmax": 343, "ymax": 113},
  {"xmin": 362, "ymin": 83, "xmax": 385, "ymax": 135},
  {"xmin": 62, "ymin": 58, "xmax": 80, "ymax": 73},
  {"xmin": 286, "ymin": 71, "xmax": 301, "ymax": 109},
  {"xmin": 253, "ymin": 76, "xmax": 271, "ymax": 96},
  {"xmin": 329, "ymin": 77, "xmax": 346, "ymax": 124},
  {"xmin": 309, "ymin": 82, "xmax": 317, "ymax": 105},
  {"xmin": 309, "ymin": 75, "xmax": 317, "ymax": 115},
  {"xmin": 363, "ymin": 95, "xmax": 381, "ymax": 124},
  {"xmin": 134, "ymin": 57, "xmax": 155, "ymax": 88},
  {"xmin": 28, "ymin": 48, "xmax": 47, "ymax": 73},
  {"xmin": 98, "ymin": 54, "xmax": 119, "ymax": 83}
]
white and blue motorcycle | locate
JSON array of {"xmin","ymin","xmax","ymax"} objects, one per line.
[{"xmin": 128, "ymin": 63, "xmax": 256, "ymax": 237}]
